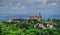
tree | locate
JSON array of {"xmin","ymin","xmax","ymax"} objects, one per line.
[
  {"xmin": 0, "ymin": 26, "xmax": 2, "ymax": 35},
  {"xmin": 17, "ymin": 21, "xmax": 33, "ymax": 29}
]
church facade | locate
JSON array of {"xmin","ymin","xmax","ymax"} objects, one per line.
[{"xmin": 29, "ymin": 13, "xmax": 42, "ymax": 21}]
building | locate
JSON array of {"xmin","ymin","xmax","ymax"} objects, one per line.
[
  {"xmin": 29, "ymin": 13, "xmax": 42, "ymax": 21},
  {"xmin": 34, "ymin": 23, "xmax": 44, "ymax": 29},
  {"xmin": 7, "ymin": 19, "xmax": 13, "ymax": 23},
  {"xmin": 7, "ymin": 19, "xmax": 20, "ymax": 23},
  {"xmin": 47, "ymin": 24, "xmax": 53, "ymax": 28}
]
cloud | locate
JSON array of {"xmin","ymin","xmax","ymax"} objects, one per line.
[
  {"xmin": 10, "ymin": 3, "xmax": 21, "ymax": 9},
  {"xmin": 39, "ymin": 0, "xmax": 48, "ymax": 4},
  {"xmin": 55, "ymin": 0, "xmax": 59, "ymax": 1},
  {"xmin": 17, "ymin": 3, "xmax": 21, "ymax": 7},
  {"xmin": 10, "ymin": 3, "xmax": 26, "ymax": 9},
  {"xmin": 11, "ymin": 5, "xmax": 26, "ymax": 9},
  {"xmin": 0, "ymin": 0, "xmax": 60, "ymax": 9},
  {"xmin": 48, "ymin": 3, "xmax": 57, "ymax": 7},
  {"xmin": 11, "ymin": 7, "xmax": 18, "ymax": 9},
  {"xmin": 28, "ymin": 0, "xmax": 47, "ymax": 4},
  {"xmin": 47, "ymin": 0, "xmax": 60, "ymax": 8}
]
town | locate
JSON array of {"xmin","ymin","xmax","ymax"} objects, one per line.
[
  {"xmin": 0, "ymin": 13, "xmax": 60, "ymax": 35},
  {"xmin": 0, "ymin": 0, "xmax": 60, "ymax": 35},
  {"xmin": 7, "ymin": 13, "xmax": 54, "ymax": 29}
]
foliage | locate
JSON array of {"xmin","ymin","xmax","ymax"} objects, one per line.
[{"xmin": 0, "ymin": 19, "xmax": 60, "ymax": 35}]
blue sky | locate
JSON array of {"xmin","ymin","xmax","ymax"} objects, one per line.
[{"xmin": 0, "ymin": 0, "xmax": 60, "ymax": 19}]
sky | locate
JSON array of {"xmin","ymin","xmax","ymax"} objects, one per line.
[{"xmin": 0, "ymin": 0, "xmax": 60, "ymax": 19}]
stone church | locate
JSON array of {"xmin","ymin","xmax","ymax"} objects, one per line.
[{"xmin": 29, "ymin": 13, "xmax": 42, "ymax": 21}]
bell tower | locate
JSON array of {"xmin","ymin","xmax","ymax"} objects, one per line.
[{"xmin": 39, "ymin": 12, "xmax": 41, "ymax": 16}]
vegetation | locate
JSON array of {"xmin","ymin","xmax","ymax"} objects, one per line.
[{"xmin": 0, "ymin": 19, "xmax": 60, "ymax": 35}]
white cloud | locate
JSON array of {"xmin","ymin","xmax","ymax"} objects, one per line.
[
  {"xmin": 11, "ymin": 6, "xmax": 18, "ymax": 9},
  {"xmin": 23, "ymin": 0, "xmax": 48, "ymax": 9},
  {"xmin": 48, "ymin": 3, "xmax": 57, "ymax": 7},
  {"xmin": 21, "ymin": 5, "xmax": 26, "ymax": 9},
  {"xmin": 52, "ymin": 3, "xmax": 57, "ymax": 6},
  {"xmin": 28, "ymin": 0, "xmax": 47, "ymax": 4},
  {"xmin": 17, "ymin": 3, "xmax": 21, "ymax": 7},
  {"xmin": 10, "ymin": 5, "xmax": 26, "ymax": 9},
  {"xmin": 0, "ymin": 0, "xmax": 60, "ymax": 9},
  {"xmin": 34, "ymin": 0, "xmax": 41, "ymax": 1},
  {"xmin": 47, "ymin": 0, "xmax": 60, "ymax": 8},
  {"xmin": 55, "ymin": 0, "xmax": 59, "ymax": 1},
  {"xmin": 40, "ymin": 0, "xmax": 48, "ymax": 4}
]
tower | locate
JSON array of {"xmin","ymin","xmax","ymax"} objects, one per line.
[{"xmin": 39, "ymin": 12, "xmax": 41, "ymax": 16}]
